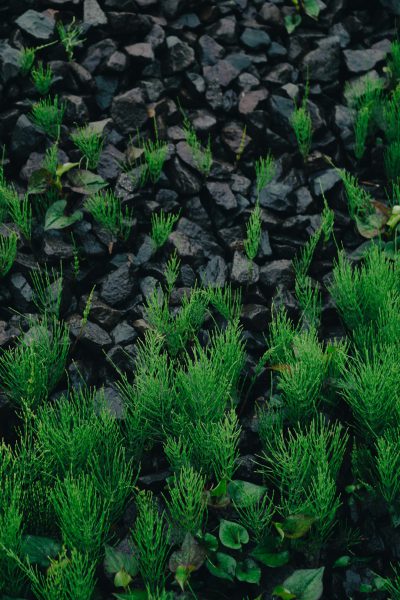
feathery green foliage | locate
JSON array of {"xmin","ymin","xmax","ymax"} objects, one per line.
[
  {"xmin": 71, "ymin": 125, "xmax": 104, "ymax": 170},
  {"xmin": 0, "ymin": 232, "xmax": 18, "ymax": 277},
  {"xmin": 244, "ymin": 202, "xmax": 262, "ymax": 261},
  {"xmin": 291, "ymin": 81, "xmax": 313, "ymax": 160},
  {"xmin": 344, "ymin": 74, "xmax": 384, "ymax": 109},
  {"xmin": 233, "ymin": 492, "xmax": 274, "ymax": 543},
  {"xmin": 336, "ymin": 167, "xmax": 374, "ymax": 221},
  {"xmin": 51, "ymin": 472, "xmax": 111, "ymax": 559},
  {"xmin": 84, "ymin": 190, "xmax": 133, "ymax": 240},
  {"xmin": 354, "ymin": 103, "xmax": 372, "ymax": 160},
  {"xmin": 6, "ymin": 189, "xmax": 32, "ymax": 240},
  {"xmin": 31, "ymin": 263, "xmax": 63, "ymax": 317},
  {"xmin": 57, "ymin": 17, "xmax": 85, "ymax": 61},
  {"xmin": 374, "ymin": 428, "xmax": 400, "ymax": 510},
  {"xmin": 206, "ymin": 284, "xmax": 242, "ymax": 322},
  {"xmin": 164, "ymin": 466, "xmax": 207, "ymax": 536},
  {"xmin": 30, "ymin": 96, "xmax": 65, "ymax": 139},
  {"xmin": 385, "ymin": 140, "xmax": 400, "ymax": 180},
  {"xmin": 255, "ymin": 153, "xmax": 275, "ymax": 197},
  {"xmin": 383, "ymin": 85, "xmax": 400, "ymax": 143},
  {"xmin": 150, "ymin": 210, "xmax": 180, "ymax": 249},
  {"xmin": 19, "ymin": 46, "xmax": 36, "ymax": 75},
  {"xmin": 164, "ymin": 251, "xmax": 180, "ymax": 296},
  {"xmin": 388, "ymin": 39, "xmax": 400, "ymax": 81},
  {"xmin": 182, "ymin": 114, "xmax": 213, "ymax": 176},
  {"xmin": 31, "ymin": 62, "xmax": 54, "ymax": 95},
  {"xmin": 0, "ymin": 317, "xmax": 70, "ymax": 410},
  {"xmin": 131, "ymin": 490, "xmax": 171, "ymax": 592}
]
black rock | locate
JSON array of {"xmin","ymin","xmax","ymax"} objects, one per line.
[
  {"xmin": 125, "ymin": 43, "xmax": 155, "ymax": 67},
  {"xmin": 380, "ymin": 0, "xmax": 400, "ymax": 14},
  {"xmin": 111, "ymin": 88, "xmax": 148, "ymax": 133},
  {"xmin": 203, "ymin": 59, "xmax": 240, "ymax": 87},
  {"xmin": 199, "ymin": 255, "xmax": 228, "ymax": 287},
  {"xmin": 15, "ymin": 10, "xmax": 55, "ymax": 41},
  {"xmin": 198, "ymin": 35, "xmax": 225, "ymax": 66},
  {"xmin": 9, "ymin": 272, "xmax": 33, "ymax": 311},
  {"xmin": 68, "ymin": 315, "xmax": 112, "ymax": 350},
  {"xmin": 259, "ymin": 259, "xmax": 293, "ymax": 288},
  {"xmin": 165, "ymin": 36, "xmax": 195, "ymax": 73},
  {"xmin": 302, "ymin": 36, "xmax": 340, "ymax": 82},
  {"xmin": 82, "ymin": 294, "xmax": 123, "ymax": 329},
  {"xmin": 231, "ymin": 251, "xmax": 259, "ymax": 285},
  {"xmin": 311, "ymin": 169, "xmax": 341, "ymax": 196},
  {"xmin": 259, "ymin": 180, "xmax": 295, "ymax": 213},
  {"xmin": 167, "ymin": 157, "xmax": 202, "ymax": 196},
  {"xmin": 100, "ymin": 263, "xmax": 136, "ymax": 306},
  {"xmin": 205, "ymin": 181, "xmax": 237, "ymax": 211},
  {"xmin": 240, "ymin": 28, "xmax": 271, "ymax": 50},
  {"xmin": 82, "ymin": 39, "xmax": 117, "ymax": 74},
  {"xmin": 111, "ymin": 321, "xmax": 137, "ymax": 345},
  {"xmin": 11, "ymin": 114, "xmax": 45, "ymax": 158},
  {"xmin": 208, "ymin": 16, "xmax": 237, "ymax": 44},
  {"xmin": 241, "ymin": 304, "xmax": 268, "ymax": 331},
  {"xmin": 95, "ymin": 75, "xmax": 118, "ymax": 110},
  {"xmin": 0, "ymin": 41, "xmax": 20, "ymax": 84},
  {"xmin": 343, "ymin": 41, "xmax": 391, "ymax": 74},
  {"xmin": 62, "ymin": 94, "xmax": 89, "ymax": 123}
]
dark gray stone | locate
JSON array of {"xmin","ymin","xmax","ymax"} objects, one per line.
[
  {"xmin": 241, "ymin": 304, "xmax": 269, "ymax": 331},
  {"xmin": 344, "ymin": 44, "xmax": 390, "ymax": 74},
  {"xmin": 259, "ymin": 260, "xmax": 293, "ymax": 288},
  {"xmin": 302, "ymin": 37, "xmax": 340, "ymax": 82},
  {"xmin": 95, "ymin": 76, "xmax": 118, "ymax": 110},
  {"xmin": 203, "ymin": 60, "xmax": 240, "ymax": 87},
  {"xmin": 84, "ymin": 0, "xmax": 108, "ymax": 27},
  {"xmin": 68, "ymin": 315, "xmax": 112, "ymax": 350},
  {"xmin": 125, "ymin": 43, "xmax": 154, "ymax": 66},
  {"xmin": 199, "ymin": 256, "xmax": 228, "ymax": 287},
  {"xmin": 111, "ymin": 88, "xmax": 148, "ymax": 133},
  {"xmin": 168, "ymin": 157, "xmax": 202, "ymax": 196},
  {"xmin": 311, "ymin": 169, "xmax": 341, "ymax": 196},
  {"xmin": 231, "ymin": 251, "xmax": 259, "ymax": 285},
  {"xmin": 198, "ymin": 35, "xmax": 224, "ymax": 66},
  {"xmin": 165, "ymin": 36, "xmax": 195, "ymax": 73},
  {"xmin": 0, "ymin": 42, "xmax": 20, "ymax": 84},
  {"xmin": 240, "ymin": 28, "xmax": 271, "ymax": 50},
  {"xmin": 259, "ymin": 181, "xmax": 295, "ymax": 213},
  {"xmin": 15, "ymin": 10, "xmax": 55, "ymax": 41},
  {"xmin": 112, "ymin": 321, "xmax": 137, "ymax": 345},
  {"xmin": 100, "ymin": 263, "xmax": 135, "ymax": 306},
  {"xmin": 379, "ymin": 0, "xmax": 400, "ymax": 14},
  {"xmin": 206, "ymin": 181, "xmax": 237, "ymax": 211},
  {"xmin": 11, "ymin": 114, "xmax": 45, "ymax": 158}
]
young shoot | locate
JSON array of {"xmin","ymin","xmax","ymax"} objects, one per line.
[
  {"xmin": 0, "ymin": 232, "xmax": 18, "ymax": 278},
  {"xmin": 71, "ymin": 125, "xmax": 104, "ymax": 170},
  {"xmin": 291, "ymin": 81, "xmax": 313, "ymax": 160},
  {"xmin": 30, "ymin": 263, "xmax": 63, "ymax": 317},
  {"xmin": 57, "ymin": 17, "xmax": 85, "ymax": 62},
  {"xmin": 31, "ymin": 62, "xmax": 54, "ymax": 95},
  {"xmin": 243, "ymin": 202, "xmax": 262, "ymax": 261},
  {"xmin": 30, "ymin": 96, "xmax": 65, "ymax": 139},
  {"xmin": 84, "ymin": 190, "xmax": 133, "ymax": 241},
  {"xmin": 255, "ymin": 153, "xmax": 275, "ymax": 197},
  {"xmin": 182, "ymin": 113, "xmax": 213, "ymax": 176},
  {"xmin": 150, "ymin": 210, "xmax": 179, "ymax": 250}
]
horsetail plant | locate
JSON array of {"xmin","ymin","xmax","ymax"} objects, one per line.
[
  {"xmin": 182, "ymin": 113, "xmax": 213, "ymax": 176},
  {"xmin": 71, "ymin": 125, "xmax": 104, "ymax": 170},
  {"xmin": 30, "ymin": 96, "xmax": 65, "ymax": 139},
  {"xmin": 255, "ymin": 152, "xmax": 275, "ymax": 197},
  {"xmin": 150, "ymin": 210, "xmax": 180, "ymax": 250},
  {"xmin": 291, "ymin": 80, "xmax": 313, "ymax": 160},
  {"xmin": 57, "ymin": 17, "xmax": 85, "ymax": 62},
  {"xmin": 0, "ymin": 232, "xmax": 18, "ymax": 278},
  {"xmin": 31, "ymin": 263, "xmax": 63, "ymax": 317},
  {"xmin": 31, "ymin": 62, "xmax": 54, "ymax": 95},
  {"xmin": 164, "ymin": 466, "xmax": 207, "ymax": 537},
  {"xmin": 244, "ymin": 202, "xmax": 262, "ymax": 261},
  {"xmin": 84, "ymin": 190, "xmax": 133, "ymax": 241}
]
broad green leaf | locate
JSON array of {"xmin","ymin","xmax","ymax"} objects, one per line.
[
  {"xmin": 284, "ymin": 13, "xmax": 302, "ymax": 33},
  {"xmin": 282, "ymin": 567, "xmax": 325, "ymax": 600},
  {"xmin": 355, "ymin": 211, "xmax": 388, "ymax": 239},
  {"xmin": 272, "ymin": 586, "xmax": 296, "ymax": 600},
  {"xmin": 228, "ymin": 480, "xmax": 267, "ymax": 507},
  {"xmin": 44, "ymin": 200, "xmax": 83, "ymax": 231},
  {"xmin": 21, "ymin": 535, "xmax": 61, "ymax": 568},
  {"xmin": 169, "ymin": 533, "xmax": 206, "ymax": 573},
  {"xmin": 333, "ymin": 555, "xmax": 351, "ymax": 568},
  {"xmin": 219, "ymin": 519, "xmax": 249, "ymax": 550},
  {"xmin": 387, "ymin": 205, "xmax": 400, "ymax": 229},
  {"xmin": 236, "ymin": 559, "xmax": 261, "ymax": 584},
  {"xmin": 303, "ymin": 0, "xmax": 320, "ymax": 18},
  {"xmin": 104, "ymin": 544, "xmax": 138, "ymax": 578},
  {"xmin": 27, "ymin": 168, "xmax": 53, "ymax": 195},
  {"xmin": 206, "ymin": 552, "xmax": 236, "ymax": 581},
  {"xmin": 251, "ymin": 544, "xmax": 289, "ymax": 568},
  {"xmin": 68, "ymin": 169, "xmax": 108, "ymax": 195},
  {"xmin": 114, "ymin": 568, "xmax": 132, "ymax": 589},
  {"xmin": 274, "ymin": 514, "xmax": 316, "ymax": 540},
  {"xmin": 55, "ymin": 162, "xmax": 79, "ymax": 178},
  {"xmin": 201, "ymin": 532, "xmax": 218, "ymax": 553},
  {"xmin": 210, "ymin": 478, "xmax": 227, "ymax": 498}
]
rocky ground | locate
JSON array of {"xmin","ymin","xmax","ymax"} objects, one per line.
[{"xmin": 0, "ymin": 0, "xmax": 399, "ymax": 598}]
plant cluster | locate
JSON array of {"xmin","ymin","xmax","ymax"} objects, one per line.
[{"xmin": 291, "ymin": 79, "xmax": 313, "ymax": 160}]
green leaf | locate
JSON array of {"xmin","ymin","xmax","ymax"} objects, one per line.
[
  {"xmin": 206, "ymin": 552, "xmax": 237, "ymax": 581},
  {"xmin": 355, "ymin": 211, "xmax": 388, "ymax": 239},
  {"xmin": 250, "ymin": 544, "xmax": 290, "ymax": 568},
  {"xmin": 236, "ymin": 559, "xmax": 261, "ymax": 584},
  {"xmin": 114, "ymin": 568, "xmax": 133, "ymax": 589},
  {"xmin": 55, "ymin": 162, "xmax": 79, "ymax": 178},
  {"xmin": 21, "ymin": 535, "xmax": 61, "ymax": 568},
  {"xmin": 284, "ymin": 13, "xmax": 302, "ymax": 33},
  {"xmin": 303, "ymin": 0, "xmax": 320, "ymax": 18},
  {"xmin": 201, "ymin": 532, "xmax": 218, "ymax": 553},
  {"xmin": 274, "ymin": 514, "xmax": 316, "ymax": 540},
  {"xmin": 228, "ymin": 480, "xmax": 267, "ymax": 507},
  {"xmin": 272, "ymin": 586, "xmax": 297, "ymax": 600},
  {"xmin": 169, "ymin": 533, "xmax": 206, "ymax": 573},
  {"xmin": 219, "ymin": 519, "xmax": 249, "ymax": 550},
  {"xmin": 27, "ymin": 168, "xmax": 54, "ymax": 195},
  {"xmin": 68, "ymin": 169, "xmax": 108, "ymax": 195},
  {"xmin": 281, "ymin": 568, "xmax": 325, "ymax": 600},
  {"xmin": 333, "ymin": 555, "xmax": 351, "ymax": 568},
  {"xmin": 210, "ymin": 478, "xmax": 228, "ymax": 498},
  {"xmin": 44, "ymin": 200, "xmax": 83, "ymax": 231},
  {"xmin": 104, "ymin": 544, "xmax": 138, "ymax": 578}
]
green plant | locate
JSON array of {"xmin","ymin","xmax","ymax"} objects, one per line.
[
  {"xmin": 164, "ymin": 252, "xmax": 180, "ymax": 296},
  {"xmin": 150, "ymin": 210, "xmax": 180, "ymax": 250},
  {"xmin": 233, "ymin": 492, "xmax": 274, "ymax": 543},
  {"xmin": 31, "ymin": 62, "xmax": 54, "ymax": 95},
  {"xmin": 244, "ymin": 202, "xmax": 262, "ymax": 261},
  {"xmin": 284, "ymin": 0, "xmax": 320, "ymax": 33},
  {"xmin": 291, "ymin": 81, "xmax": 313, "ymax": 160},
  {"xmin": 344, "ymin": 74, "xmax": 384, "ymax": 109},
  {"xmin": 206, "ymin": 284, "xmax": 242, "ymax": 322},
  {"xmin": 30, "ymin": 96, "xmax": 65, "ymax": 139},
  {"xmin": 374, "ymin": 428, "xmax": 400, "ymax": 513},
  {"xmin": 71, "ymin": 125, "xmax": 104, "ymax": 170},
  {"xmin": 383, "ymin": 85, "xmax": 400, "ymax": 143},
  {"xmin": 0, "ymin": 316, "xmax": 70, "ymax": 410},
  {"xmin": 0, "ymin": 232, "xmax": 18, "ymax": 277},
  {"xmin": 57, "ymin": 17, "xmax": 85, "ymax": 62},
  {"xmin": 388, "ymin": 39, "xmax": 400, "ymax": 81},
  {"xmin": 235, "ymin": 125, "xmax": 247, "ymax": 164},
  {"xmin": 255, "ymin": 153, "xmax": 275, "ymax": 197},
  {"xmin": 84, "ymin": 190, "xmax": 133, "ymax": 241},
  {"xmin": 354, "ymin": 103, "xmax": 372, "ymax": 160},
  {"xmin": 19, "ymin": 46, "xmax": 36, "ymax": 75},
  {"xmin": 385, "ymin": 140, "xmax": 400, "ymax": 180},
  {"xmin": 124, "ymin": 120, "xmax": 169, "ymax": 186},
  {"xmin": 51, "ymin": 472, "xmax": 111, "ymax": 559},
  {"xmin": 6, "ymin": 190, "xmax": 32, "ymax": 240},
  {"xmin": 182, "ymin": 113, "xmax": 212, "ymax": 176},
  {"xmin": 164, "ymin": 466, "xmax": 207, "ymax": 536},
  {"xmin": 131, "ymin": 490, "xmax": 171, "ymax": 592},
  {"xmin": 31, "ymin": 263, "xmax": 63, "ymax": 317}
]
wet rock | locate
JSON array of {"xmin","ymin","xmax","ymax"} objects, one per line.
[
  {"xmin": 11, "ymin": 114, "xmax": 45, "ymax": 158},
  {"xmin": 165, "ymin": 36, "xmax": 195, "ymax": 73},
  {"xmin": 344, "ymin": 42, "xmax": 390, "ymax": 74},
  {"xmin": 100, "ymin": 263, "xmax": 136, "ymax": 306},
  {"xmin": 231, "ymin": 251, "xmax": 259, "ymax": 285},
  {"xmin": 380, "ymin": 0, "xmax": 400, "ymax": 14},
  {"xmin": 170, "ymin": 218, "xmax": 220, "ymax": 260},
  {"xmin": 206, "ymin": 181, "xmax": 237, "ymax": 211},
  {"xmin": 167, "ymin": 157, "xmax": 202, "ymax": 195},
  {"xmin": 84, "ymin": 0, "xmax": 108, "ymax": 27},
  {"xmin": 259, "ymin": 260, "xmax": 293, "ymax": 288},
  {"xmin": 125, "ymin": 42, "xmax": 154, "ymax": 67},
  {"xmin": 108, "ymin": 12, "xmax": 152, "ymax": 35},
  {"xmin": 97, "ymin": 145, "xmax": 124, "ymax": 181},
  {"xmin": 199, "ymin": 256, "xmax": 228, "ymax": 287},
  {"xmin": 111, "ymin": 88, "xmax": 148, "ymax": 133},
  {"xmin": 240, "ymin": 28, "xmax": 271, "ymax": 50},
  {"xmin": 15, "ymin": 10, "xmax": 55, "ymax": 41},
  {"xmin": 259, "ymin": 180, "xmax": 295, "ymax": 213},
  {"xmin": 43, "ymin": 233, "xmax": 75, "ymax": 259},
  {"xmin": 268, "ymin": 94, "xmax": 295, "ymax": 134},
  {"xmin": 0, "ymin": 321, "xmax": 20, "ymax": 347},
  {"xmin": 0, "ymin": 41, "xmax": 20, "ymax": 83},
  {"xmin": 302, "ymin": 36, "xmax": 340, "ymax": 82},
  {"xmin": 203, "ymin": 59, "xmax": 240, "ymax": 87},
  {"xmin": 198, "ymin": 35, "xmax": 224, "ymax": 66},
  {"xmin": 259, "ymin": 2, "xmax": 282, "ymax": 24},
  {"xmin": 111, "ymin": 321, "xmax": 137, "ymax": 345},
  {"xmin": 68, "ymin": 315, "xmax": 112, "ymax": 350}
]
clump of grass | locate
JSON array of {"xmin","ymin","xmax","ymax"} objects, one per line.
[
  {"xmin": 206, "ymin": 284, "xmax": 242, "ymax": 322},
  {"xmin": 233, "ymin": 491, "xmax": 275, "ymax": 543},
  {"xmin": 182, "ymin": 113, "xmax": 212, "ymax": 176},
  {"xmin": 0, "ymin": 232, "xmax": 18, "ymax": 278},
  {"xmin": 5, "ymin": 189, "xmax": 32, "ymax": 240},
  {"xmin": 255, "ymin": 152, "xmax": 275, "ymax": 197},
  {"xmin": 30, "ymin": 96, "xmax": 65, "ymax": 139},
  {"xmin": 84, "ymin": 190, "xmax": 133, "ymax": 241},
  {"xmin": 388, "ymin": 38, "xmax": 400, "ymax": 81},
  {"xmin": 51, "ymin": 472, "xmax": 111, "ymax": 559},
  {"xmin": 384, "ymin": 140, "xmax": 400, "ymax": 180},
  {"xmin": 57, "ymin": 17, "xmax": 85, "ymax": 62},
  {"xmin": 244, "ymin": 201, "xmax": 262, "ymax": 261},
  {"xmin": 31, "ymin": 263, "xmax": 63, "ymax": 317},
  {"xmin": 71, "ymin": 125, "xmax": 104, "ymax": 170},
  {"xmin": 164, "ymin": 466, "xmax": 207, "ymax": 537},
  {"xmin": 383, "ymin": 85, "xmax": 400, "ymax": 143},
  {"xmin": 150, "ymin": 210, "xmax": 180, "ymax": 250},
  {"xmin": 164, "ymin": 251, "xmax": 180, "ymax": 296},
  {"xmin": 31, "ymin": 62, "xmax": 54, "ymax": 95},
  {"xmin": 354, "ymin": 103, "xmax": 372, "ymax": 160},
  {"xmin": 291, "ymin": 81, "xmax": 313, "ymax": 160},
  {"xmin": 0, "ymin": 317, "xmax": 70, "ymax": 410},
  {"xmin": 374, "ymin": 428, "xmax": 400, "ymax": 512},
  {"xmin": 344, "ymin": 74, "xmax": 384, "ymax": 109},
  {"xmin": 124, "ymin": 120, "xmax": 169, "ymax": 186},
  {"xmin": 19, "ymin": 47, "xmax": 36, "ymax": 75},
  {"xmin": 131, "ymin": 490, "xmax": 171, "ymax": 592},
  {"xmin": 335, "ymin": 167, "xmax": 374, "ymax": 222}
]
